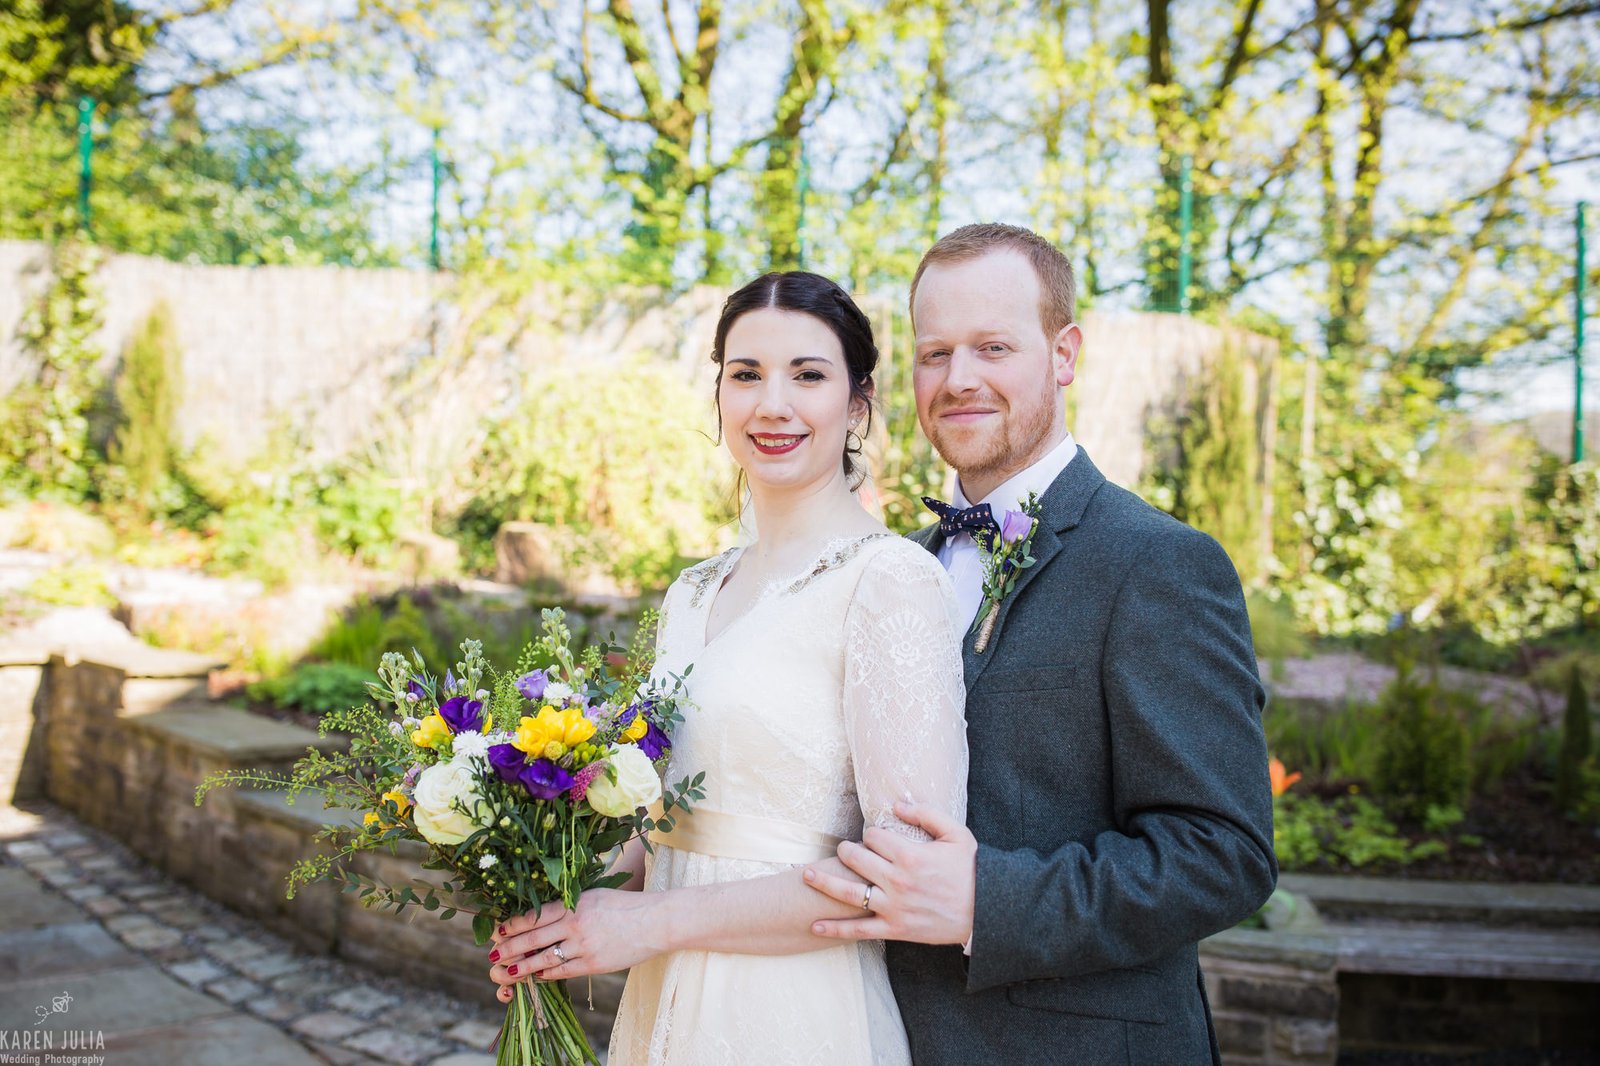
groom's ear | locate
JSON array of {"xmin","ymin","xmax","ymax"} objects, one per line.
[{"xmin": 1052, "ymin": 324, "xmax": 1082, "ymax": 389}]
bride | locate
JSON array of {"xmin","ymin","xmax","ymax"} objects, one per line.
[{"xmin": 486, "ymin": 271, "xmax": 968, "ymax": 1065}]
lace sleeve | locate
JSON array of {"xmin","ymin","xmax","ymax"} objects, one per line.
[{"xmin": 843, "ymin": 544, "xmax": 969, "ymax": 841}]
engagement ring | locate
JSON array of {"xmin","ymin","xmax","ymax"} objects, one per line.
[{"xmin": 552, "ymin": 944, "xmax": 568, "ymax": 963}]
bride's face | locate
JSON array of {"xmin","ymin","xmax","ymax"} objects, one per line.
[{"xmin": 718, "ymin": 307, "xmax": 862, "ymax": 495}]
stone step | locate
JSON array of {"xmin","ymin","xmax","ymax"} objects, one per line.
[
  {"xmin": 1280, "ymin": 873, "xmax": 1600, "ymax": 929},
  {"xmin": 1326, "ymin": 918, "xmax": 1600, "ymax": 982}
]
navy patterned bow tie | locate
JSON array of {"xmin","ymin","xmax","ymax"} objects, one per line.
[{"xmin": 923, "ymin": 497, "xmax": 999, "ymax": 541}]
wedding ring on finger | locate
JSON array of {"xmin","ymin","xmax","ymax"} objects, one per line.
[
  {"xmin": 551, "ymin": 943, "xmax": 568, "ymax": 964},
  {"xmin": 861, "ymin": 884, "xmax": 874, "ymax": 911}
]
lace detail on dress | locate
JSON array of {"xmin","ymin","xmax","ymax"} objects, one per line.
[
  {"xmin": 686, "ymin": 548, "xmax": 740, "ymax": 608},
  {"xmin": 842, "ymin": 542, "xmax": 969, "ymax": 841},
  {"xmin": 772, "ymin": 533, "xmax": 899, "ymax": 596}
]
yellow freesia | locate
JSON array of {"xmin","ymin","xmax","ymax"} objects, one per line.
[
  {"xmin": 366, "ymin": 790, "xmax": 411, "ymax": 831},
  {"xmin": 410, "ymin": 714, "xmax": 451, "ymax": 749},
  {"xmin": 512, "ymin": 706, "xmax": 596, "ymax": 760},
  {"xmin": 621, "ymin": 715, "xmax": 648, "ymax": 742}
]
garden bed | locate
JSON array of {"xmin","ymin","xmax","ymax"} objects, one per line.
[{"xmin": 1287, "ymin": 773, "xmax": 1600, "ymax": 885}]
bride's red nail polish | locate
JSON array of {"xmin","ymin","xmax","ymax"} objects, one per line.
[
  {"xmin": 509, "ymin": 964, "xmax": 519, "ymax": 975},
  {"xmin": 489, "ymin": 950, "xmax": 500, "ymax": 962},
  {"xmin": 498, "ymin": 924, "xmax": 507, "ymax": 936}
]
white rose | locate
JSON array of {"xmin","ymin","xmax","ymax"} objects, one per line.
[
  {"xmin": 586, "ymin": 745, "xmax": 662, "ymax": 817},
  {"xmin": 411, "ymin": 758, "xmax": 494, "ymax": 845}
]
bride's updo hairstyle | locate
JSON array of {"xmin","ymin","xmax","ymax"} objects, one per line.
[{"xmin": 710, "ymin": 271, "xmax": 879, "ymax": 487}]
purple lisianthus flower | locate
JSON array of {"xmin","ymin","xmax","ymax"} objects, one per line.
[
  {"xmin": 443, "ymin": 669, "xmax": 457, "ymax": 694},
  {"xmin": 487, "ymin": 743, "xmax": 527, "ymax": 785},
  {"xmin": 518, "ymin": 758, "xmax": 575, "ymax": 800},
  {"xmin": 514, "ymin": 669, "xmax": 548, "ymax": 702},
  {"xmin": 637, "ymin": 720, "xmax": 670, "ymax": 761},
  {"xmin": 437, "ymin": 696, "xmax": 486, "ymax": 735},
  {"xmin": 406, "ymin": 678, "xmax": 426, "ymax": 700},
  {"xmin": 999, "ymin": 509, "xmax": 1033, "ymax": 545}
]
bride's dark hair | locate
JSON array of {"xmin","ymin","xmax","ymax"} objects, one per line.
[{"xmin": 710, "ymin": 271, "xmax": 879, "ymax": 487}]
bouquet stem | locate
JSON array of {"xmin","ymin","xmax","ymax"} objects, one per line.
[{"xmin": 494, "ymin": 981, "xmax": 601, "ymax": 1066}]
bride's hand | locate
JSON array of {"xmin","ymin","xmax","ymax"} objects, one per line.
[{"xmin": 487, "ymin": 889, "xmax": 663, "ymax": 999}]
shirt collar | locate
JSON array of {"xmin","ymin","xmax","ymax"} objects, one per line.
[{"xmin": 953, "ymin": 431, "xmax": 1078, "ymax": 514}]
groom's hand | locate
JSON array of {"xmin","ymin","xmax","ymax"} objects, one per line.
[{"xmin": 804, "ymin": 801, "xmax": 976, "ymax": 947}]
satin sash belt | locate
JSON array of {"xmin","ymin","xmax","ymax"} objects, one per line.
[{"xmin": 647, "ymin": 806, "xmax": 844, "ymax": 865}]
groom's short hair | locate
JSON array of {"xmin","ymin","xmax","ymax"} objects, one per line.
[{"xmin": 909, "ymin": 223, "xmax": 1077, "ymax": 339}]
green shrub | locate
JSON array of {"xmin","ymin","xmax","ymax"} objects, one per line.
[
  {"xmin": 26, "ymin": 563, "xmax": 114, "ymax": 607},
  {"xmin": 107, "ymin": 303, "xmax": 184, "ymax": 513},
  {"xmin": 249, "ymin": 662, "xmax": 374, "ymax": 715},
  {"xmin": 201, "ymin": 501, "xmax": 312, "ymax": 588},
  {"xmin": 469, "ymin": 358, "xmax": 729, "ymax": 592},
  {"xmin": 1370, "ymin": 662, "xmax": 1471, "ymax": 822},
  {"xmin": 309, "ymin": 594, "xmax": 442, "ymax": 671},
  {"xmin": 1274, "ymin": 791, "xmax": 1451, "ymax": 870},
  {"xmin": 1248, "ymin": 591, "xmax": 1310, "ymax": 679},
  {"xmin": 1556, "ymin": 666, "xmax": 1594, "ymax": 814},
  {"xmin": 1264, "ymin": 698, "xmax": 1387, "ymax": 783}
]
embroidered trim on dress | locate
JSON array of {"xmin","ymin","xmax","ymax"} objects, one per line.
[
  {"xmin": 774, "ymin": 533, "xmax": 898, "ymax": 596},
  {"xmin": 687, "ymin": 548, "xmax": 740, "ymax": 608}
]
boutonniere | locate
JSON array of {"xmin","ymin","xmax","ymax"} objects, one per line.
[{"xmin": 972, "ymin": 491, "xmax": 1043, "ymax": 654}]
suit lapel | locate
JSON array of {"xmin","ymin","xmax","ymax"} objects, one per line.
[{"xmin": 962, "ymin": 450, "xmax": 1108, "ymax": 693}]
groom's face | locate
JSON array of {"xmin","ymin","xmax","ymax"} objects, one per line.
[{"xmin": 911, "ymin": 249, "xmax": 1079, "ymax": 497}]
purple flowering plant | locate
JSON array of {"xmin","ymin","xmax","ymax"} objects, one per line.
[
  {"xmin": 972, "ymin": 490, "xmax": 1043, "ymax": 654},
  {"xmin": 197, "ymin": 607, "xmax": 702, "ymax": 1065}
]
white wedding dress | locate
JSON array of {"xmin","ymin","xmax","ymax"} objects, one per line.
[{"xmin": 609, "ymin": 533, "xmax": 969, "ymax": 1066}]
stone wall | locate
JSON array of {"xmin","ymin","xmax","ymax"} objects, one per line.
[
  {"xmin": 1200, "ymin": 930, "xmax": 1341, "ymax": 1066},
  {"xmin": 0, "ymin": 240, "xmax": 1276, "ymax": 494},
  {"xmin": 0, "ymin": 648, "xmax": 48, "ymax": 803}
]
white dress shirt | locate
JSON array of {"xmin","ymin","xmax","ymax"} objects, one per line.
[{"xmin": 936, "ymin": 432, "xmax": 1078, "ymax": 633}]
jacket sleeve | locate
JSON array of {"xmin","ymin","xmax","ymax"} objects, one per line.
[{"xmin": 965, "ymin": 524, "xmax": 1277, "ymax": 992}]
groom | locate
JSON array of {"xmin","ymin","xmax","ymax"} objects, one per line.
[{"xmin": 804, "ymin": 223, "xmax": 1276, "ymax": 1063}]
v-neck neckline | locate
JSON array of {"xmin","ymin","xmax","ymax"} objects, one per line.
[{"xmin": 697, "ymin": 533, "xmax": 895, "ymax": 649}]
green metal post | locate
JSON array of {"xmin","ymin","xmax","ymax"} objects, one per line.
[
  {"xmin": 1577, "ymin": 201, "xmax": 1587, "ymax": 463},
  {"xmin": 429, "ymin": 128, "xmax": 441, "ymax": 271},
  {"xmin": 77, "ymin": 96, "xmax": 95, "ymax": 236},
  {"xmin": 1177, "ymin": 153, "xmax": 1194, "ymax": 314}
]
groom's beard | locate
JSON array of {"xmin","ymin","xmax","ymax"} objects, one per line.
[{"xmin": 925, "ymin": 382, "xmax": 1057, "ymax": 491}]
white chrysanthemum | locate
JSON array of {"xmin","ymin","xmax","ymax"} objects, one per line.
[
  {"xmin": 452, "ymin": 731, "xmax": 490, "ymax": 759},
  {"xmin": 478, "ymin": 854, "xmax": 499, "ymax": 869},
  {"xmin": 543, "ymin": 681, "xmax": 575, "ymax": 704}
]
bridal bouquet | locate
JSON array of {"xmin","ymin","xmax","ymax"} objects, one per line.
[{"xmin": 198, "ymin": 608, "xmax": 703, "ymax": 1065}]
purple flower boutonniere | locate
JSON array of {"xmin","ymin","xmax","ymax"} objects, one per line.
[{"xmin": 973, "ymin": 491, "xmax": 1043, "ymax": 654}]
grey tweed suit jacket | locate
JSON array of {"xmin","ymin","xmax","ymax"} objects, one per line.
[{"xmin": 887, "ymin": 449, "xmax": 1277, "ymax": 1065}]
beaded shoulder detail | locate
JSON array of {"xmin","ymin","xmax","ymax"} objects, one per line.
[
  {"xmin": 771, "ymin": 533, "xmax": 899, "ymax": 597},
  {"xmin": 686, "ymin": 548, "xmax": 741, "ymax": 609}
]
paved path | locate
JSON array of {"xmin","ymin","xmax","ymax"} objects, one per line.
[{"xmin": 0, "ymin": 803, "xmax": 533, "ymax": 1066}]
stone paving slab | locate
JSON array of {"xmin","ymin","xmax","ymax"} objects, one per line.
[
  {"xmin": 1281, "ymin": 872, "xmax": 1600, "ymax": 928},
  {"xmin": 108, "ymin": 1012, "xmax": 323, "ymax": 1066},
  {"xmin": 0, "ymin": 801, "xmax": 540, "ymax": 1066},
  {"xmin": 0, "ymin": 920, "xmax": 135, "ymax": 983},
  {"xmin": 0, "ymin": 865, "xmax": 84, "ymax": 930},
  {"xmin": 0, "ymin": 964, "xmax": 225, "ymax": 1034}
]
